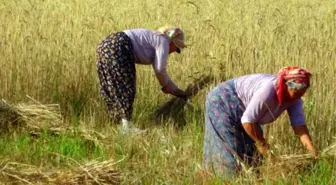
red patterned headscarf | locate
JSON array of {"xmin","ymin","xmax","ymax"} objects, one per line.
[{"xmin": 275, "ymin": 66, "xmax": 312, "ymax": 104}]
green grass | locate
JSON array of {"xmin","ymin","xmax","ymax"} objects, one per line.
[
  {"xmin": 0, "ymin": 0, "xmax": 335, "ymax": 184},
  {"xmin": 0, "ymin": 132, "xmax": 108, "ymax": 167}
]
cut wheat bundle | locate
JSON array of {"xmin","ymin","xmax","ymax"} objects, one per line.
[
  {"xmin": 0, "ymin": 98, "xmax": 64, "ymax": 135},
  {"xmin": 0, "ymin": 157, "xmax": 123, "ymax": 185},
  {"xmin": 247, "ymin": 143, "xmax": 336, "ymax": 181},
  {"xmin": 0, "ymin": 98, "xmax": 112, "ymax": 148},
  {"xmin": 152, "ymin": 74, "xmax": 215, "ymax": 126},
  {"xmin": 261, "ymin": 143, "xmax": 336, "ymax": 178}
]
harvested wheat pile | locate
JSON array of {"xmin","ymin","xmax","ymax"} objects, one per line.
[
  {"xmin": 0, "ymin": 99, "xmax": 21, "ymax": 130},
  {"xmin": 0, "ymin": 99, "xmax": 112, "ymax": 148},
  {"xmin": 250, "ymin": 143, "xmax": 336, "ymax": 181},
  {"xmin": 153, "ymin": 74, "xmax": 215, "ymax": 126},
  {"xmin": 0, "ymin": 158, "xmax": 122, "ymax": 185},
  {"xmin": 0, "ymin": 100, "xmax": 121, "ymax": 184},
  {"xmin": 0, "ymin": 99, "xmax": 64, "ymax": 135},
  {"xmin": 264, "ymin": 143, "xmax": 335, "ymax": 178}
]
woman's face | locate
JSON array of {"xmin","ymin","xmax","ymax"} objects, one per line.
[
  {"xmin": 168, "ymin": 42, "xmax": 180, "ymax": 54},
  {"xmin": 285, "ymin": 87, "xmax": 307, "ymax": 101}
]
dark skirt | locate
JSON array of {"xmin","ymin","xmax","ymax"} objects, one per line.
[
  {"xmin": 204, "ymin": 80, "xmax": 263, "ymax": 178},
  {"xmin": 96, "ymin": 32, "xmax": 136, "ymax": 121}
]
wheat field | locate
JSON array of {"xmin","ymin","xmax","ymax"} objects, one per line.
[{"xmin": 0, "ymin": 0, "xmax": 335, "ymax": 184}]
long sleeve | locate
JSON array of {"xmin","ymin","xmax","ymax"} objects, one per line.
[
  {"xmin": 287, "ymin": 99, "xmax": 306, "ymax": 126},
  {"xmin": 152, "ymin": 37, "xmax": 178, "ymax": 91}
]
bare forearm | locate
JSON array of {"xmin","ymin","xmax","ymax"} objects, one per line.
[
  {"xmin": 170, "ymin": 88, "xmax": 186, "ymax": 97},
  {"xmin": 242, "ymin": 122, "xmax": 265, "ymax": 143},
  {"xmin": 242, "ymin": 122, "xmax": 270, "ymax": 156},
  {"xmin": 292, "ymin": 125, "xmax": 318, "ymax": 156}
]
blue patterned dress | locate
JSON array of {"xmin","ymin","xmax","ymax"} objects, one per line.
[{"xmin": 204, "ymin": 80, "xmax": 263, "ymax": 178}]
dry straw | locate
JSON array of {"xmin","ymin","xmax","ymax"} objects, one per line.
[
  {"xmin": 0, "ymin": 98, "xmax": 64, "ymax": 135},
  {"xmin": 0, "ymin": 98, "xmax": 122, "ymax": 184},
  {"xmin": 0, "ymin": 156, "xmax": 123, "ymax": 185},
  {"xmin": 259, "ymin": 143, "xmax": 335, "ymax": 180},
  {"xmin": 152, "ymin": 74, "xmax": 215, "ymax": 127},
  {"xmin": 0, "ymin": 98, "xmax": 110, "ymax": 147},
  {"xmin": 237, "ymin": 142, "xmax": 336, "ymax": 181}
]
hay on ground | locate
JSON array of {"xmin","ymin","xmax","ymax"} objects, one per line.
[
  {"xmin": 242, "ymin": 143, "xmax": 336, "ymax": 181},
  {"xmin": 0, "ymin": 158, "xmax": 122, "ymax": 185},
  {"xmin": 264, "ymin": 143, "xmax": 335, "ymax": 178},
  {"xmin": 0, "ymin": 99, "xmax": 64, "ymax": 135},
  {"xmin": 0, "ymin": 99, "xmax": 112, "ymax": 148}
]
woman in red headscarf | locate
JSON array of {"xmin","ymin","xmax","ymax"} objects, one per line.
[{"xmin": 203, "ymin": 66, "xmax": 318, "ymax": 178}]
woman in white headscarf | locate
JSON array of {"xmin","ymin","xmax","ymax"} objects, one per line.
[{"xmin": 96, "ymin": 26, "xmax": 190, "ymax": 133}]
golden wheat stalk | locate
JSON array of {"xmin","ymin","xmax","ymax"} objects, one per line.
[
  {"xmin": 252, "ymin": 143, "xmax": 336, "ymax": 180},
  {"xmin": 0, "ymin": 155, "xmax": 124, "ymax": 185}
]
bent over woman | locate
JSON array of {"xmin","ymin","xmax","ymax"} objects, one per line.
[
  {"xmin": 204, "ymin": 66, "xmax": 318, "ymax": 178},
  {"xmin": 96, "ymin": 26, "xmax": 190, "ymax": 133}
]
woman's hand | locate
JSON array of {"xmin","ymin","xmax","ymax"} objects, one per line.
[
  {"xmin": 292, "ymin": 125, "xmax": 319, "ymax": 160},
  {"xmin": 256, "ymin": 141, "xmax": 270, "ymax": 156},
  {"xmin": 242, "ymin": 122, "xmax": 269, "ymax": 156},
  {"xmin": 162, "ymin": 86, "xmax": 191, "ymax": 99},
  {"xmin": 311, "ymin": 148, "xmax": 319, "ymax": 160}
]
